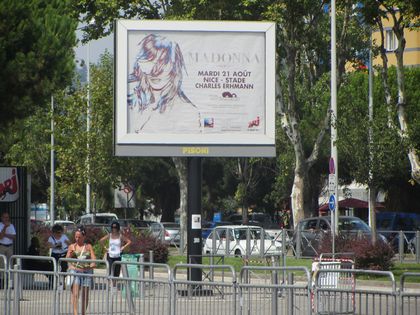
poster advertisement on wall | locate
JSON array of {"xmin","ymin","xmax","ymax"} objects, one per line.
[{"xmin": 0, "ymin": 167, "xmax": 19, "ymax": 202}]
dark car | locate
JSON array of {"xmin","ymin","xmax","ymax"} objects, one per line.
[
  {"xmin": 376, "ymin": 212, "xmax": 420, "ymax": 251},
  {"xmin": 292, "ymin": 216, "xmax": 384, "ymax": 257}
]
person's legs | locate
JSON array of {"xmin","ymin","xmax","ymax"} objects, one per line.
[
  {"xmin": 71, "ymin": 283, "xmax": 80, "ymax": 315},
  {"xmin": 81, "ymin": 287, "xmax": 89, "ymax": 315},
  {"xmin": 113, "ymin": 257, "xmax": 122, "ymax": 277}
]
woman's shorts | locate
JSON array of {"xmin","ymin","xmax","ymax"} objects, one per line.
[{"xmin": 69, "ymin": 269, "xmax": 93, "ymax": 287}]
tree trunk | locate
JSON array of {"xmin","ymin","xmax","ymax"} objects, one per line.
[
  {"xmin": 378, "ymin": 8, "xmax": 420, "ymax": 184},
  {"xmin": 290, "ymin": 160, "xmax": 312, "ymax": 228},
  {"xmin": 172, "ymin": 157, "xmax": 188, "ymax": 253},
  {"xmin": 394, "ymin": 27, "xmax": 420, "ymax": 183}
]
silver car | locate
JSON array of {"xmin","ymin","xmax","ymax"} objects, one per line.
[{"xmin": 161, "ymin": 222, "xmax": 181, "ymax": 245}]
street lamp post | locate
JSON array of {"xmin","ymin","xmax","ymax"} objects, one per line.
[
  {"xmin": 86, "ymin": 40, "xmax": 91, "ymax": 214},
  {"xmin": 330, "ymin": 0, "xmax": 339, "ymax": 256},
  {"xmin": 50, "ymin": 95, "xmax": 55, "ymax": 224}
]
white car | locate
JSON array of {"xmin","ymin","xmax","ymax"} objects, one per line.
[{"xmin": 203, "ymin": 225, "xmax": 282, "ymax": 256}]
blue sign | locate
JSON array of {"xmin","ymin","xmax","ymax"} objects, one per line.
[
  {"xmin": 328, "ymin": 195, "xmax": 336, "ymax": 211},
  {"xmin": 213, "ymin": 212, "xmax": 221, "ymax": 222}
]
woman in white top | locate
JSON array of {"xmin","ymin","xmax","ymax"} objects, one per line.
[
  {"xmin": 48, "ymin": 224, "xmax": 71, "ymax": 272},
  {"xmin": 99, "ymin": 221, "xmax": 131, "ymax": 277}
]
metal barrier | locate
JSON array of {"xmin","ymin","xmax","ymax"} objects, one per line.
[
  {"xmin": 400, "ymin": 272, "xmax": 420, "ymax": 315},
  {"xmin": 9, "ymin": 255, "xmax": 57, "ymax": 315},
  {"xmin": 108, "ymin": 260, "xmax": 172, "ymax": 315},
  {"xmin": 173, "ymin": 263, "xmax": 237, "ymax": 315},
  {"xmin": 57, "ymin": 257, "xmax": 109, "ymax": 315},
  {"xmin": 0, "ymin": 254, "xmax": 7, "ymax": 315},
  {"xmin": 288, "ymin": 228, "xmax": 419, "ymax": 262},
  {"xmin": 314, "ymin": 269, "xmax": 397, "ymax": 315},
  {"xmin": 239, "ymin": 266, "xmax": 312, "ymax": 315},
  {"xmin": 1, "ymin": 255, "xmax": 420, "ymax": 315}
]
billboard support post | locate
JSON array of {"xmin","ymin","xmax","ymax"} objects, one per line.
[{"xmin": 187, "ymin": 157, "xmax": 202, "ymax": 283}]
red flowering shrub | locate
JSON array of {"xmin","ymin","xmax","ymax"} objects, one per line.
[
  {"xmin": 318, "ymin": 232, "xmax": 394, "ymax": 270},
  {"xmin": 124, "ymin": 227, "xmax": 169, "ymax": 264}
]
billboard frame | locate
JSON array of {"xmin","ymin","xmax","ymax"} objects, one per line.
[{"xmin": 114, "ymin": 20, "xmax": 276, "ymax": 157}]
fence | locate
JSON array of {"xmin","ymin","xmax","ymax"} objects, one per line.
[
  {"xmin": 0, "ymin": 254, "xmax": 419, "ymax": 315},
  {"xmin": 287, "ymin": 228, "xmax": 420, "ymax": 262}
]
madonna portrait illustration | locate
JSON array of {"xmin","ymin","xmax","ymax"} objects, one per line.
[{"xmin": 127, "ymin": 34, "xmax": 202, "ymax": 133}]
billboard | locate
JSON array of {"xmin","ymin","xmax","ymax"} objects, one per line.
[
  {"xmin": 114, "ymin": 183, "xmax": 136, "ymax": 208},
  {"xmin": 114, "ymin": 20, "xmax": 276, "ymax": 157}
]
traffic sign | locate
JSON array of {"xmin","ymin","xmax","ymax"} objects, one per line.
[
  {"xmin": 329, "ymin": 157, "xmax": 335, "ymax": 174},
  {"xmin": 328, "ymin": 174, "xmax": 336, "ymax": 194},
  {"xmin": 329, "ymin": 195, "xmax": 336, "ymax": 211}
]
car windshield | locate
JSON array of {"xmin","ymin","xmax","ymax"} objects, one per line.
[
  {"xmin": 233, "ymin": 228, "xmax": 271, "ymax": 240},
  {"xmin": 338, "ymin": 218, "xmax": 370, "ymax": 232},
  {"xmin": 95, "ymin": 216, "xmax": 116, "ymax": 224},
  {"xmin": 163, "ymin": 223, "xmax": 179, "ymax": 228},
  {"xmin": 377, "ymin": 217, "xmax": 393, "ymax": 230}
]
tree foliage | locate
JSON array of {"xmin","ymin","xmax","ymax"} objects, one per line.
[{"xmin": 0, "ymin": 0, "xmax": 77, "ymax": 126}]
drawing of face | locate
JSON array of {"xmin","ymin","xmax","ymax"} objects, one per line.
[{"xmin": 128, "ymin": 34, "xmax": 187, "ymax": 113}]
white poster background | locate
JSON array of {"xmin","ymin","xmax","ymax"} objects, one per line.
[
  {"xmin": 127, "ymin": 31, "xmax": 265, "ymax": 135},
  {"xmin": 0, "ymin": 167, "xmax": 19, "ymax": 202},
  {"xmin": 191, "ymin": 214, "xmax": 201, "ymax": 229},
  {"xmin": 115, "ymin": 20, "xmax": 276, "ymax": 148}
]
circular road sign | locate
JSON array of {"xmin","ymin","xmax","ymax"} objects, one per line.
[
  {"xmin": 328, "ymin": 195, "xmax": 336, "ymax": 211},
  {"xmin": 329, "ymin": 157, "xmax": 335, "ymax": 174}
]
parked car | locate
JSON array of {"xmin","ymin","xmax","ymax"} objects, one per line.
[
  {"xmin": 118, "ymin": 219, "xmax": 165, "ymax": 240},
  {"xmin": 201, "ymin": 220, "xmax": 231, "ymax": 239},
  {"xmin": 78, "ymin": 212, "xmax": 118, "ymax": 225},
  {"xmin": 376, "ymin": 212, "xmax": 420, "ymax": 251},
  {"xmin": 161, "ymin": 222, "xmax": 181, "ymax": 245},
  {"xmin": 148, "ymin": 221, "xmax": 165, "ymax": 240},
  {"xmin": 118, "ymin": 219, "xmax": 150, "ymax": 228},
  {"xmin": 46, "ymin": 220, "xmax": 76, "ymax": 233},
  {"xmin": 292, "ymin": 216, "xmax": 386, "ymax": 257},
  {"xmin": 202, "ymin": 225, "xmax": 282, "ymax": 256}
]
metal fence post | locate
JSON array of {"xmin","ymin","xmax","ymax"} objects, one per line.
[
  {"xmin": 139, "ymin": 254, "xmax": 145, "ymax": 299},
  {"xmin": 399, "ymin": 231, "xmax": 404, "ymax": 263},
  {"xmin": 296, "ymin": 225, "xmax": 302, "ymax": 258},
  {"xmin": 287, "ymin": 272, "xmax": 294, "ymax": 315},
  {"xmin": 13, "ymin": 264, "xmax": 20, "ymax": 315},
  {"xmin": 416, "ymin": 231, "xmax": 420, "ymax": 264},
  {"xmin": 271, "ymin": 256, "xmax": 278, "ymax": 315},
  {"xmin": 149, "ymin": 250, "xmax": 154, "ymax": 280},
  {"xmin": 281, "ymin": 230, "xmax": 287, "ymax": 284}
]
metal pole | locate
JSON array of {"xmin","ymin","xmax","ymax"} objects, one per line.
[
  {"xmin": 368, "ymin": 30, "xmax": 377, "ymax": 243},
  {"xmin": 187, "ymin": 157, "xmax": 202, "ymax": 282},
  {"xmin": 50, "ymin": 95, "xmax": 55, "ymax": 224},
  {"xmin": 330, "ymin": 0, "xmax": 338, "ymax": 248},
  {"xmin": 86, "ymin": 41, "xmax": 91, "ymax": 214}
]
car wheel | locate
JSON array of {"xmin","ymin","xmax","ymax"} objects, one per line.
[{"xmin": 234, "ymin": 249, "xmax": 242, "ymax": 257}]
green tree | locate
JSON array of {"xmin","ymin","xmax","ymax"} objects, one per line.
[
  {"xmin": 0, "ymin": 0, "xmax": 77, "ymax": 126},
  {"xmin": 4, "ymin": 107, "xmax": 51, "ymax": 202},
  {"xmin": 265, "ymin": 1, "xmax": 370, "ymax": 226},
  {"xmin": 338, "ymin": 68, "xmax": 420, "ymax": 213},
  {"xmin": 360, "ymin": 1, "xmax": 420, "ymax": 183}
]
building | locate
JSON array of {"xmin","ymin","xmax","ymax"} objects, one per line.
[{"xmin": 372, "ymin": 10, "xmax": 420, "ymax": 68}]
